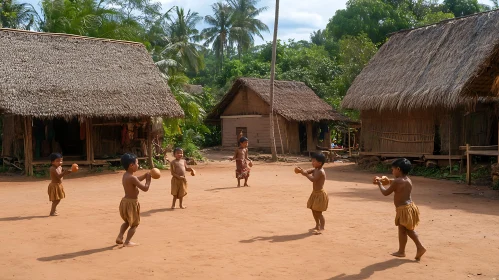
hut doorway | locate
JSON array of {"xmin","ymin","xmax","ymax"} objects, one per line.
[
  {"xmin": 299, "ymin": 123, "xmax": 307, "ymax": 152},
  {"xmin": 32, "ymin": 117, "xmax": 85, "ymax": 160}
]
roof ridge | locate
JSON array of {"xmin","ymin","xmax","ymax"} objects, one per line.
[{"xmin": 0, "ymin": 28, "xmax": 144, "ymax": 46}]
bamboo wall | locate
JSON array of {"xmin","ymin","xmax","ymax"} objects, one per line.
[
  {"xmin": 222, "ymin": 115, "xmax": 289, "ymax": 152},
  {"xmin": 360, "ymin": 110, "xmax": 435, "ymax": 154}
]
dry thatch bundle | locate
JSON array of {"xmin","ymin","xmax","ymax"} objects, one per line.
[
  {"xmin": 0, "ymin": 28, "xmax": 184, "ymax": 119},
  {"xmin": 207, "ymin": 77, "xmax": 352, "ymax": 122},
  {"xmin": 342, "ymin": 10, "xmax": 499, "ymax": 112}
]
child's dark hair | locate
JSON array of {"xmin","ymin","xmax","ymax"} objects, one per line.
[
  {"xmin": 121, "ymin": 153, "xmax": 137, "ymax": 170},
  {"xmin": 311, "ymin": 152, "xmax": 326, "ymax": 167},
  {"xmin": 239, "ymin": 137, "xmax": 248, "ymax": 144},
  {"xmin": 173, "ymin": 147, "xmax": 183, "ymax": 155},
  {"xmin": 49, "ymin": 153, "xmax": 62, "ymax": 163},
  {"xmin": 392, "ymin": 158, "xmax": 412, "ymax": 175}
]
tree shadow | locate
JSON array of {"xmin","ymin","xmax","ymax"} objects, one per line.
[
  {"xmin": 0, "ymin": 215, "xmax": 48, "ymax": 222},
  {"xmin": 240, "ymin": 230, "xmax": 315, "ymax": 243},
  {"xmin": 37, "ymin": 245, "xmax": 119, "ymax": 262},
  {"xmin": 141, "ymin": 208, "xmax": 174, "ymax": 217},
  {"xmin": 328, "ymin": 259, "xmax": 415, "ymax": 280}
]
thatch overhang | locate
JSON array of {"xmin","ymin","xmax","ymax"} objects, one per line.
[
  {"xmin": 206, "ymin": 77, "xmax": 353, "ymax": 123},
  {"xmin": 341, "ymin": 10, "xmax": 499, "ymax": 112},
  {"xmin": 0, "ymin": 28, "xmax": 184, "ymax": 119}
]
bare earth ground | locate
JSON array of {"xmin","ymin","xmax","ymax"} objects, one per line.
[{"xmin": 1, "ymin": 153, "xmax": 499, "ymax": 279}]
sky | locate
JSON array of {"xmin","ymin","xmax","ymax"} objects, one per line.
[{"xmin": 25, "ymin": 0, "xmax": 492, "ymax": 45}]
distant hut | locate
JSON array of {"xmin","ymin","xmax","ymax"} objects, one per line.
[
  {"xmin": 0, "ymin": 29, "xmax": 184, "ymax": 175},
  {"xmin": 206, "ymin": 78, "xmax": 353, "ymax": 154},
  {"xmin": 341, "ymin": 11, "xmax": 499, "ymax": 163}
]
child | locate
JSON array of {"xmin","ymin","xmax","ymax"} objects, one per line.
[
  {"xmin": 374, "ymin": 158, "xmax": 426, "ymax": 260},
  {"xmin": 231, "ymin": 137, "xmax": 252, "ymax": 187},
  {"xmin": 170, "ymin": 148, "xmax": 195, "ymax": 209},
  {"xmin": 116, "ymin": 153, "xmax": 151, "ymax": 247},
  {"xmin": 48, "ymin": 153, "xmax": 72, "ymax": 216},
  {"xmin": 297, "ymin": 153, "xmax": 328, "ymax": 235}
]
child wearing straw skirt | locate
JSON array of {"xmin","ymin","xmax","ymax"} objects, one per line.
[
  {"xmin": 48, "ymin": 153, "xmax": 73, "ymax": 216},
  {"xmin": 296, "ymin": 153, "xmax": 328, "ymax": 235},
  {"xmin": 374, "ymin": 158, "xmax": 427, "ymax": 261}
]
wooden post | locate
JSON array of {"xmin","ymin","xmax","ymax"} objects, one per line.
[
  {"xmin": 85, "ymin": 118, "xmax": 94, "ymax": 164},
  {"xmin": 147, "ymin": 119, "xmax": 153, "ymax": 168},
  {"xmin": 448, "ymin": 117, "xmax": 451, "ymax": 174},
  {"xmin": 466, "ymin": 144, "xmax": 471, "ymax": 185},
  {"xmin": 348, "ymin": 127, "xmax": 352, "ymax": 157},
  {"xmin": 23, "ymin": 116, "xmax": 33, "ymax": 176}
]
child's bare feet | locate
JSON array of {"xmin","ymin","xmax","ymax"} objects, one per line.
[
  {"xmin": 180, "ymin": 205, "xmax": 187, "ymax": 209},
  {"xmin": 415, "ymin": 247, "xmax": 427, "ymax": 260},
  {"xmin": 49, "ymin": 212, "xmax": 58, "ymax": 216},
  {"xmin": 244, "ymin": 184, "xmax": 250, "ymax": 187},
  {"xmin": 123, "ymin": 242, "xmax": 139, "ymax": 247},
  {"xmin": 313, "ymin": 230, "xmax": 322, "ymax": 235},
  {"xmin": 116, "ymin": 237, "xmax": 123, "ymax": 244},
  {"xmin": 391, "ymin": 251, "xmax": 406, "ymax": 257}
]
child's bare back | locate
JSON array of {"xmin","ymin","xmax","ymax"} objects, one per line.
[
  {"xmin": 122, "ymin": 172, "xmax": 141, "ymax": 199},
  {"xmin": 391, "ymin": 177, "xmax": 413, "ymax": 207}
]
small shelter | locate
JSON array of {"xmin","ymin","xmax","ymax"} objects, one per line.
[
  {"xmin": 341, "ymin": 11, "xmax": 499, "ymax": 165},
  {"xmin": 206, "ymin": 78, "xmax": 353, "ymax": 154},
  {"xmin": 0, "ymin": 28, "xmax": 184, "ymax": 175}
]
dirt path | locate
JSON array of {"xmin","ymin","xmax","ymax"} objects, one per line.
[{"xmin": 0, "ymin": 161, "xmax": 498, "ymax": 279}]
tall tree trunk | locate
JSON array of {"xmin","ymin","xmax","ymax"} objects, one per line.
[{"xmin": 269, "ymin": 0, "xmax": 279, "ymax": 161}]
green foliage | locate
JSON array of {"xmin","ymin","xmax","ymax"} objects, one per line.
[
  {"xmin": 0, "ymin": 0, "xmax": 39, "ymax": 29},
  {"xmin": 443, "ymin": 0, "xmax": 480, "ymax": 17}
]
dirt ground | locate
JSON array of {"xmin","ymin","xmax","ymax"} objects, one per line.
[{"xmin": 1, "ymin": 155, "xmax": 499, "ymax": 280}]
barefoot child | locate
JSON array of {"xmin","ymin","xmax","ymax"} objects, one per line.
[
  {"xmin": 296, "ymin": 153, "xmax": 328, "ymax": 234},
  {"xmin": 231, "ymin": 137, "xmax": 252, "ymax": 187},
  {"xmin": 170, "ymin": 148, "xmax": 195, "ymax": 209},
  {"xmin": 374, "ymin": 158, "xmax": 426, "ymax": 260},
  {"xmin": 116, "ymin": 153, "xmax": 151, "ymax": 247},
  {"xmin": 48, "ymin": 153, "xmax": 72, "ymax": 216}
]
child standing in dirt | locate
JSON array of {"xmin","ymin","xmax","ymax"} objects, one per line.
[
  {"xmin": 374, "ymin": 158, "xmax": 426, "ymax": 260},
  {"xmin": 231, "ymin": 137, "xmax": 252, "ymax": 187},
  {"xmin": 116, "ymin": 153, "xmax": 151, "ymax": 247},
  {"xmin": 170, "ymin": 148, "xmax": 195, "ymax": 209},
  {"xmin": 296, "ymin": 153, "xmax": 328, "ymax": 235},
  {"xmin": 48, "ymin": 153, "xmax": 72, "ymax": 216}
]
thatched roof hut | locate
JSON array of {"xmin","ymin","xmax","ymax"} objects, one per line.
[
  {"xmin": 0, "ymin": 28, "xmax": 183, "ymax": 175},
  {"xmin": 342, "ymin": 10, "xmax": 499, "ymax": 112},
  {"xmin": 0, "ymin": 28, "xmax": 183, "ymax": 118},
  {"xmin": 340, "ymin": 11, "xmax": 499, "ymax": 161},
  {"xmin": 208, "ymin": 77, "xmax": 354, "ymax": 154},
  {"xmin": 207, "ymin": 78, "xmax": 351, "ymax": 122}
]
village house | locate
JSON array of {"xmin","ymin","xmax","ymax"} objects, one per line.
[
  {"xmin": 206, "ymin": 77, "xmax": 354, "ymax": 154},
  {"xmin": 341, "ymin": 11, "xmax": 499, "ymax": 169},
  {"xmin": 0, "ymin": 28, "xmax": 183, "ymax": 175}
]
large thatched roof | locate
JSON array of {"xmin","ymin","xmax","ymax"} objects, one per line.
[
  {"xmin": 207, "ymin": 77, "xmax": 352, "ymax": 122},
  {"xmin": 342, "ymin": 10, "xmax": 499, "ymax": 111},
  {"xmin": 0, "ymin": 28, "xmax": 184, "ymax": 118}
]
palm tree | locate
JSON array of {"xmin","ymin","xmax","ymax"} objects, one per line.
[
  {"xmin": 201, "ymin": 2, "xmax": 232, "ymax": 71},
  {"xmin": 161, "ymin": 7, "xmax": 204, "ymax": 73},
  {"xmin": 227, "ymin": 0, "xmax": 269, "ymax": 58},
  {"xmin": 0, "ymin": 0, "xmax": 39, "ymax": 29}
]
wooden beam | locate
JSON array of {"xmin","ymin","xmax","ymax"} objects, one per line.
[
  {"xmin": 23, "ymin": 116, "xmax": 33, "ymax": 176},
  {"xmin": 147, "ymin": 119, "xmax": 153, "ymax": 168},
  {"xmin": 466, "ymin": 144, "xmax": 471, "ymax": 185}
]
